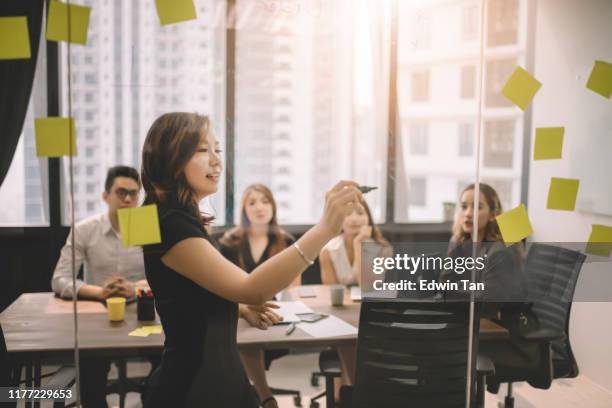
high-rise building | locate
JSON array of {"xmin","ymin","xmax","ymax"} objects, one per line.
[{"xmin": 395, "ymin": 0, "xmax": 527, "ymax": 222}]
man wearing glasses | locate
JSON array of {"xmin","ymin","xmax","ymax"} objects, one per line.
[{"xmin": 51, "ymin": 165, "xmax": 147, "ymax": 408}]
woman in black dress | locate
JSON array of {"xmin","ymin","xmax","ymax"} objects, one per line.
[
  {"xmin": 140, "ymin": 112, "xmax": 361, "ymax": 408},
  {"xmin": 220, "ymin": 183, "xmax": 298, "ymax": 408}
]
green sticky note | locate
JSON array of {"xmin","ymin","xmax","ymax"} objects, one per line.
[
  {"xmin": 155, "ymin": 0, "xmax": 197, "ymax": 26},
  {"xmin": 586, "ymin": 60, "xmax": 612, "ymax": 99},
  {"xmin": 46, "ymin": 0, "xmax": 91, "ymax": 45},
  {"xmin": 501, "ymin": 66, "xmax": 542, "ymax": 111},
  {"xmin": 585, "ymin": 225, "xmax": 612, "ymax": 257},
  {"xmin": 128, "ymin": 328, "xmax": 150, "ymax": 337},
  {"xmin": 534, "ymin": 127, "xmax": 564, "ymax": 160},
  {"xmin": 0, "ymin": 17, "xmax": 31, "ymax": 60},
  {"xmin": 118, "ymin": 204, "xmax": 162, "ymax": 247},
  {"xmin": 547, "ymin": 178, "xmax": 580, "ymax": 211},
  {"xmin": 496, "ymin": 204, "xmax": 533, "ymax": 246},
  {"xmin": 34, "ymin": 117, "xmax": 77, "ymax": 157}
]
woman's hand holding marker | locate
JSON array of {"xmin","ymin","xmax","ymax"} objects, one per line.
[{"xmin": 319, "ymin": 181, "xmax": 363, "ymax": 238}]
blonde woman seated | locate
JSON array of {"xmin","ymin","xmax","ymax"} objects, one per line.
[
  {"xmin": 219, "ymin": 184, "xmax": 299, "ymax": 408},
  {"xmin": 319, "ymin": 199, "xmax": 392, "ymax": 400}
]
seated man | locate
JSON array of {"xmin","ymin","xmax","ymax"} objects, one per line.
[{"xmin": 51, "ymin": 165, "xmax": 147, "ymax": 408}]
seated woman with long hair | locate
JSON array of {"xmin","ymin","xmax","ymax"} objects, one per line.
[
  {"xmin": 319, "ymin": 199, "xmax": 392, "ymax": 401},
  {"xmin": 219, "ymin": 184, "xmax": 298, "ymax": 408}
]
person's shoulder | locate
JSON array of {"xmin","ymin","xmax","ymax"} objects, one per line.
[
  {"xmin": 219, "ymin": 226, "xmax": 241, "ymax": 248},
  {"xmin": 279, "ymin": 229, "xmax": 296, "ymax": 244},
  {"xmin": 323, "ymin": 235, "xmax": 343, "ymax": 251},
  {"xmin": 73, "ymin": 212, "xmax": 106, "ymax": 234}
]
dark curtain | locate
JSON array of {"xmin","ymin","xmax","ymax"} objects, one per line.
[{"xmin": 0, "ymin": 0, "xmax": 44, "ymax": 188}]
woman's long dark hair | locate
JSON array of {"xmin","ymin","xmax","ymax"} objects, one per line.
[
  {"xmin": 141, "ymin": 112, "xmax": 214, "ymax": 225},
  {"xmin": 351, "ymin": 199, "xmax": 390, "ymax": 248},
  {"xmin": 219, "ymin": 184, "xmax": 290, "ymax": 269}
]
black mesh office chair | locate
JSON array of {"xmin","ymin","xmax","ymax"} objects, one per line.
[
  {"xmin": 346, "ymin": 298, "xmax": 485, "ymax": 408},
  {"xmin": 482, "ymin": 243, "xmax": 586, "ymax": 408}
]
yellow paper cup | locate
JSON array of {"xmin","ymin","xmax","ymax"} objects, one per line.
[{"xmin": 106, "ymin": 297, "xmax": 126, "ymax": 322}]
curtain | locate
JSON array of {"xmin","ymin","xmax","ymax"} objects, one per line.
[{"xmin": 0, "ymin": 0, "xmax": 44, "ymax": 188}]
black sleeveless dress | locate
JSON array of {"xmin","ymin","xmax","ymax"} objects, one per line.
[{"xmin": 143, "ymin": 207, "xmax": 258, "ymax": 408}]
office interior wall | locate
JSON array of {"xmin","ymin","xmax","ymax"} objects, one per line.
[{"xmin": 530, "ymin": 0, "xmax": 612, "ymax": 392}]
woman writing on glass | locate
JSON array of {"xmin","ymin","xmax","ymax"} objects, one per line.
[{"xmin": 140, "ymin": 112, "xmax": 361, "ymax": 408}]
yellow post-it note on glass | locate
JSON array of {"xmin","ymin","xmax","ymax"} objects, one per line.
[
  {"xmin": 142, "ymin": 325, "xmax": 163, "ymax": 335},
  {"xmin": 0, "ymin": 17, "xmax": 31, "ymax": 60},
  {"xmin": 534, "ymin": 127, "xmax": 564, "ymax": 160},
  {"xmin": 496, "ymin": 204, "xmax": 533, "ymax": 246},
  {"xmin": 585, "ymin": 224, "xmax": 612, "ymax": 257},
  {"xmin": 34, "ymin": 117, "xmax": 77, "ymax": 157},
  {"xmin": 501, "ymin": 66, "xmax": 542, "ymax": 111},
  {"xmin": 155, "ymin": 0, "xmax": 197, "ymax": 26},
  {"xmin": 586, "ymin": 60, "xmax": 612, "ymax": 99},
  {"xmin": 118, "ymin": 204, "xmax": 162, "ymax": 247},
  {"xmin": 547, "ymin": 177, "xmax": 580, "ymax": 211},
  {"xmin": 128, "ymin": 328, "xmax": 151, "ymax": 337},
  {"xmin": 46, "ymin": 0, "xmax": 91, "ymax": 45}
]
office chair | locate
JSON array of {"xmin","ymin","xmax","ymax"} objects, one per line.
[
  {"xmin": 308, "ymin": 349, "xmax": 342, "ymax": 408},
  {"xmin": 344, "ymin": 298, "xmax": 487, "ymax": 408},
  {"xmin": 264, "ymin": 350, "xmax": 303, "ymax": 407},
  {"xmin": 482, "ymin": 243, "xmax": 586, "ymax": 408}
]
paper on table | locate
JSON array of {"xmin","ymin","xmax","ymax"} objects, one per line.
[
  {"xmin": 155, "ymin": 0, "xmax": 197, "ymax": 26},
  {"xmin": 273, "ymin": 301, "xmax": 313, "ymax": 324},
  {"xmin": 496, "ymin": 204, "xmax": 533, "ymax": 246},
  {"xmin": 547, "ymin": 177, "xmax": 580, "ymax": 211},
  {"xmin": 128, "ymin": 328, "xmax": 150, "ymax": 337},
  {"xmin": 501, "ymin": 66, "xmax": 542, "ymax": 111},
  {"xmin": 299, "ymin": 315, "xmax": 357, "ymax": 338},
  {"xmin": 0, "ymin": 16, "xmax": 31, "ymax": 60},
  {"xmin": 46, "ymin": 0, "xmax": 91, "ymax": 45},
  {"xmin": 141, "ymin": 325, "xmax": 163, "ymax": 334},
  {"xmin": 534, "ymin": 127, "xmax": 564, "ymax": 160},
  {"xmin": 298, "ymin": 286, "xmax": 317, "ymax": 298}
]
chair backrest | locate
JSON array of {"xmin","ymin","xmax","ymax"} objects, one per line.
[
  {"xmin": 352, "ymin": 299, "xmax": 480, "ymax": 408},
  {"xmin": 524, "ymin": 243, "xmax": 586, "ymax": 378}
]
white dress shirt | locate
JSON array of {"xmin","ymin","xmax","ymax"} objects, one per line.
[{"xmin": 51, "ymin": 212, "xmax": 145, "ymax": 299}]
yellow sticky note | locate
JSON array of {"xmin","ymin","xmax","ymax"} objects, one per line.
[
  {"xmin": 155, "ymin": 0, "xmax": 197, "ymax": 26},
  {"xmin": 495, "ymin": 204, "xmax": 533, "ymax": 246},
  {"xmin": 534, "ymin": 127, "xmax": 564, "ymax": 160},
  {"xmin": 128, "ymin": 328, "xmax": 150, "ymax": 337},
  {"xmin": 547, "ymin": 178, "xmax": 580, "ymax": 211},
  {"xmin": 46, "ymin": 0, "xmax": 91, "ymax": 45},
  {"xmin": 501, "ymin": 66, "xmax": 542, "ymax": 111},
  {"xmin": 585, "ymin": 224, "xmax": 612, "ymax": 257},
  {"xmin": 586, "ymin": 60, "xmax": 612, "ymax": 99},
  {"xmin": 34, "ymin": 117, "xmax": 77, "ymax": 157},
  {"xmin": 0, "ymin": 17, "xmax": 31, "ymax": 60},
  {"xmin": 142, "ymin": 325, "xmax": 163, "ymax": 334},
  {"xmin": 118, "ymin": 204, "xmax": 162, "ymax": 247}
]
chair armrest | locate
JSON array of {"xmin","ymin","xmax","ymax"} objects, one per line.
[
  {"xmin": 476, "ymin": 354, "xmax": 495, "ymax": 377},
  {"xmin": 519, "ymin": 328, "xmax": 565, "ymax": 343}
]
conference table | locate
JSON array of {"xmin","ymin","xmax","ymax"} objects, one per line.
[{"xmin": 0, "ymin": 285, "xmax": 508, "ymax": 396}]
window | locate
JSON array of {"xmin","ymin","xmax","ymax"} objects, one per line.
[
  {"xmin": 483, "ymin": 120, "xmax": 515, "ymax": 168},
  {"xmin": 408, "ymin": 123, "xmax": 428, "ymax": 155},
  {"xmin": 460, "ymin": 65, "xmax": 476, "ymax": 99},
  {"xmin": 458, "ymin": 123, "xmax": 474, "ymax": 157},
  {"xmin": 233, "ymin": 0, "xmax": 388, "ymax": 224},
  {"xmin": 86, "ymin": 183, "xmax": 96, "ymax": 193},
  {"xmin": 408, "ymin": 178, "xmax": 426, "ymax": 207},
  {"xmin": 60, "ymin": 0, "xmax": 226, "ymax": 223},
  {"xmin": 486, "ymin": 59, "xmax": 516, "ymax": 107},
  {"xmin": 462, "ymin": 4, "xmax": 478, "ymax": 41},
  {"xmin": 411, "ymin": 71, "xmax": 429, "ymax": 102},
  {"xmin": 487, "ymin": 0, "xmax": 519, "ymax": 47}
]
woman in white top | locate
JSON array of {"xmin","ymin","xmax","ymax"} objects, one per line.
[{"xmin": 319, "ymin": 199, "xmax": 391, "ymax": 401}]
